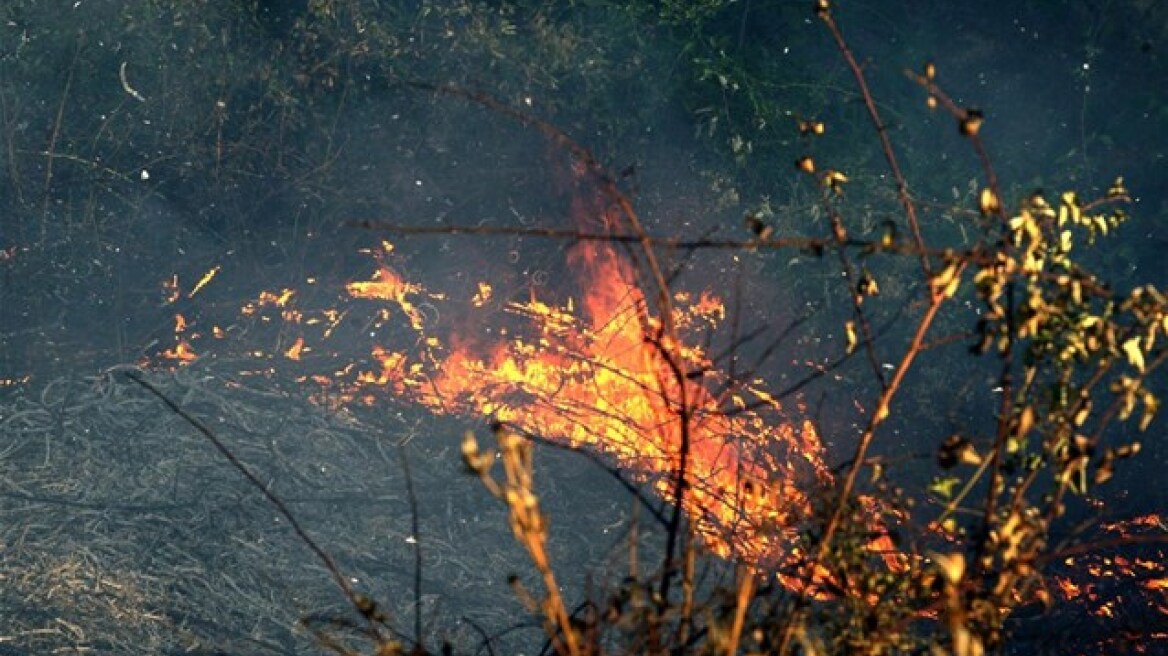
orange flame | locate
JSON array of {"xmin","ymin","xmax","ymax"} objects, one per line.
[
  {"xmin": 337, "ymin": 234, "xmax": 829, "ymax": 563},
  {"xmin": 285, "ymin": 336, "xmax": 306, "ymax": 361},
  {"xmin": 345, "ymin": 241, "xmax": 444, "ymax": 333}
]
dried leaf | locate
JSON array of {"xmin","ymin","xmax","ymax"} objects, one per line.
[
  {"xmin": 822, "ymin": 169, "xmax": 849, "ymax": 194},
  {"xmin": 979, "ymin": 188, "xmax": 1000, "ymax": 216},
  {"xmin": 1094, "ymin": 457, "xmax": 1114, "ymax": 485},
  {"xmin": 1108, "ymin": 176, "xmax": 1128, "ymax": 199},
  {"xmin": 959, "ymin": 109, "xmax": 984, "ymax": 136},
  {"xmin": 1115, "ymin": 442, "xmax": 1141, "ymax": 458},
  {"xmin": 745, "ymin": 214, "xmax": 774, "ymax": 239},
  {"xmin": 1073, "ymin": 401, "xmax": 1092, "ymax": 427},
  {"xmin": 461, "ymin": 431, "xmax": 480, "ymax": 460},
  {"xmin": 1016, "ymin": 405, "xmax": 1035, "ymax": 437},
  {"xmin": 1140, "ymin": 392, "xmax": 1160, "ymax": 431},
  {"xmin": 931, "ymin": 552, "xmax": 966, "ymax": 585},
  {"xmin": 798, "ymin": 119, "xmax": 825, "ymax": 136}
]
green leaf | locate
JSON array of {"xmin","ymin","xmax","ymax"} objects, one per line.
[{"xmin": 929, "ymin": 476, "xmax": 961, "ymax": 499}]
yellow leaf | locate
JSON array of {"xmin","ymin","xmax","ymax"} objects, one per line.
[
  {"xmin": 931, "ymin": 263, "xmax": 962, "ymax": 299},
  {"xmin": 944, "ymin": 276, "xmax": 961, "ymax": 298},
  {"xmin": 1122, "ymin": 337, "xmax": 1146, "ymax": 373},
  {"xmin": 1060, "ymin": 191, "xmax": 1080, "ymax": 225},
  {"xmin": 930, "ymin": 476, "xmax": 961, "ymax": 499},
  {"xmin": 844, "ymin": 320, "xmax": 858, "ymax": 354},
  {"xmin": 1093, "ymin": 214, "xmax": 1109, "ymax": 236}
]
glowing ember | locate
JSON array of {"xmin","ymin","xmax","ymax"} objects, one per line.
[
  {"xmin": 471, "ymin": 282, "xmax": 493, "ymax": 307},
  {"xmin": 162, "ymin": 339, "xmax": 198, "ymax": 363},
  {"xmin": 190, "ymin": 265, "xmax": 221, "ymax": 297}
]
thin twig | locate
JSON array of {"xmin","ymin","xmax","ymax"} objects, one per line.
[
  {"xmin": 817, "ymin": 4, "xmax": 930, "ymax": 274},
  {"xmin": 399, "ymin": 445, "xmax": 425, "ymax": 651},
  {"xmin": 40, "ymin": 38, "xmax": 80, "ymax": 246}
]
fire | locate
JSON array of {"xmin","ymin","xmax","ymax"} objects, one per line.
[
  {"xmin": 471, "ymin": 281, "xmax": 493, "ymax": 307},
  {"xmin": 1144, "ymin": 578, "xmax": 1168, "ymax": 592},
  {"xmin": 331, "ymin": 233, "xmax": 830, "ymax": 563},
  {"xmin": 284, "ymin": 336, "xmax": 306, "ymax": 361},
  {"xmin": 146, "ymin": 217, "xmax": 1167, "ymax": 616},
  {"xmin": 146, "ymin": 209, "xmax": 1165, "ymax": 602},
  {"xmin": 345, "ymin": 241, "xmax": 445, "ymax": 333},
  {"xmin": 148, "ymin": 206, "xmax": 832, "ymax": 563},
  {"xmin": 162, "ymin": 339, "xmax": 198, "ymax": 363},
  {"xmin": 138, "ymin": 148, "xmax": 894, "ymax": 572},
  {"xmin": 1055, "ymin": 576, "xmax": 1082, "ymax": 599}
]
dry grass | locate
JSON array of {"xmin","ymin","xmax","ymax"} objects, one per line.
[{"xmin": 0, "ymin": 369, "xmax": 638, "ymax": 653}]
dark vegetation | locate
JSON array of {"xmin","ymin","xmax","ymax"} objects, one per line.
[{"xmin": 1, "ymin": 1, "xmax": 1165, "ymax": 654}]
